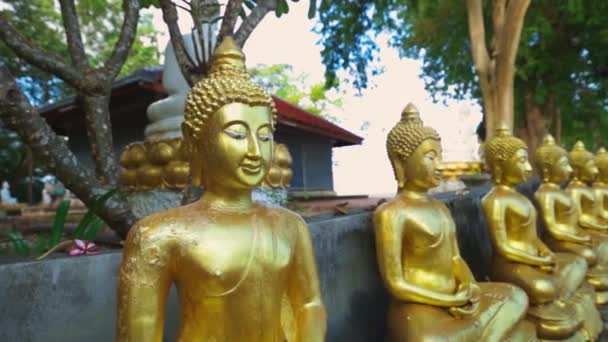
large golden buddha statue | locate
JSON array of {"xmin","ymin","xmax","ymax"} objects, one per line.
[
  {"xmin": 374, "ymin": 105, "xmax": 536, "ymax": 341},
  {"xmin": 481, "ymin": 128, "xmax": 601, "ymax": 340},
  {"xmin": 116, "ymin": 37, "xmax": 326, "ymax": 342},
  {"xmin": 535, "ymin": 135, "xmax": 608, "ymax": 305}
]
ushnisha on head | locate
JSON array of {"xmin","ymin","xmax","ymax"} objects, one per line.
[
  {"xmin": 484, "ymin": 125, "xmax": 531, "ymax": 186},
  {"xmin": 596, "ymin": 148, "xmax": 608, "ymax": 183},
  {"xmin": 386, "ymin": 103, "xmax": 442, "ymax": 191},
  {"xmin": 182, "ymin": 37, "xmax": 277, "ymax": 187},
  {"xmin": 569, "ymin": 141, "xmax": 598, "ymax": 182},
  {"xmin": 535, "ymin": 134, "xmax": 572, "ymax": 184}
]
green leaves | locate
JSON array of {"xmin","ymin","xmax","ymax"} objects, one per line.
[
  {"xmin": 72, "ymin": 189, "xmax": 116, "ymax": 241},
  {"xmin": 1, "ymin": 0, "xmax": 160, "ymax": 105},
  {"xmin": 250, "ymin": 63, "xmax": 344, "ymax": 122},
  {"xmin": 48, "ymin": 200, "xmax": 70, "ymax": 248}
]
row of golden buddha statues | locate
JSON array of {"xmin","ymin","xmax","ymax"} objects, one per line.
[{"xmin": 116, "ymin": 37, "xmax": 608, "ymax": 341}]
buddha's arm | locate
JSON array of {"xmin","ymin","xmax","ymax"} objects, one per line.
[
  {"xmin": 116, "ymin": 224, "xmax": 172, "ymax": 342},
  {"xmin": 484, "ymin": 200, "xmax": 552, "ymax": 266},
  {"xmin": 538, "ymin": 196, "xmax": 590, "ymax": 243},
  {"xmin": 373, "ymin": 210, "xmax": 469, "ymax": 307},
  {"xmin": 572, "ymin": 193, "xmax": 608, "ymax": 230},
  {"xmin": 287, "ymin": 218, "xmax": 327, "ymax": 342}
]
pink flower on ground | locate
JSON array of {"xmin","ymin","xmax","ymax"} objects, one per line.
[{"xmin": 69, "ymin": 239, "xmax": 101, "ymax": 256}]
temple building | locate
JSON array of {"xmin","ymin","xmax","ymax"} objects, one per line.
[{"xmin": 39, "ymin": 67, "xmax": 363, "ymax": 196}]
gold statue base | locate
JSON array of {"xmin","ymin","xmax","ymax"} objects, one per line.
[{"xmin": 119, "ymin": 138, "xmax": 189, "ymax": 191}]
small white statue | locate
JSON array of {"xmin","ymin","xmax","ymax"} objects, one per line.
[{"xmin": 1, "ymin": 181, "xmax": 17, "ymax": 204}]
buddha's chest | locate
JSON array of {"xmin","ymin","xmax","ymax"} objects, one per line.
[
  {"xmin": 505, "ymin": 196, "xmax": 535, "ymax": 227},
  {"xmin": 404, "ymin": 207, "xmax": 453, "ymax": 249},
  {"xmin": 175, "ymin": 225, "xmax": 294, "ymax": 295},
  {"xmin": 553, "ymin": 193, "xmax": 576, "ymax": 219}
]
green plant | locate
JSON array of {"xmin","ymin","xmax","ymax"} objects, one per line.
[{"xmin": 2, "ymin": 189, "xmax": 117, "ymax": 257}]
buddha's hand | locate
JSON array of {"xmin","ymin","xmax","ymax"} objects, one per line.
[
  {"xmin": 448, "ymin": 300, "xmax": 480, "ymax": 318},
  {"xmin": 539, "ymin": 256, "xmax": 555, "ymax": 272},
  {"xmin": 448, "ymin": 283, "xmax": 480, "ymax": 318}
]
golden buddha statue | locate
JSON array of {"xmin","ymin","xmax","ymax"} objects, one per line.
[
  {"xmin": 373, "ymin": 104, "xmax": 536, "ymax": 341},
  {"xmin": 567, "ymin": 141, "xmax": 608, "ymax": 232},
  {"xmin": 482, "ymin": 127, "xmax": 602, "ymax": 340},
  {"xmin": 592, "ymin": 147, "xmax": 608, "ymax": 225},
  {"xmin": 116, "ymin": 37, "xmax": 326, "ymax": 342},
  {"xmin": 535, "ymin": 135, "xmax": 608, "ymax": 305}
]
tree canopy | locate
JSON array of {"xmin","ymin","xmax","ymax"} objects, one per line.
[
  {"xmin": 0, "ymin": 0, "xmax": 160, "ymax": 106},
  {"xmin": 250, "ymin": 63, "xmax": 343, "ymax": 122},
  {"xmin": 316, "ymin": 0, "xmax": 608, "ymax": 149}
]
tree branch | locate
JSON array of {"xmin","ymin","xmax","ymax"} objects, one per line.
[
  {"xmin": 0, "ymin": 66, "xmax": 136, "ymax": 238},
  {"xmin": 495, "ymin": 0, "xmax": 531, "ymax": 131},
  {"xmin": 0, "ymin": 14, "xmax": 82, "ymax": 88},
  {"xmin": 217, "ymin": 0, "xmax": 243, "ymax": 46},
  {"xmin": 104, "ymin": 0, "xmax": 141, "ymax": 82},
  {"xmin": 491, "ymin": 0, "xmax": 506, "ymax": 54},
  {"xmin": 79, "ymin": 95, "xmax": 119, "ymax": 186},
  {"xmin": 58, "ymin": 0, "xmax": 89, "ymax": 69},
  {"xmin": 466, "ymin": 0, "xmax": 496, "ymax": 138},
  {"xmin": 234, "ymin": 0, "xmax": 277, "ymax": 47},
  {"xmin": 159, "ymin": 0, "xmax": 200, "ymax": 86},
  {"xmin": 465, "ymin": 0, "xmax": 491, "ymax": 77}
]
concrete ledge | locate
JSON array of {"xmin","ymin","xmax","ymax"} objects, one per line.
[
  {"xmin": 0, "ymin": 212, "xmax": 386, "ymax": 342},
  {"xmin": 0, "ymin": 181, "xmax": 543, "ymax": 342}
]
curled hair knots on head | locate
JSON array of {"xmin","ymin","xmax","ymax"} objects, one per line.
[
  {"xmin": 484, "ymin": 125, "xmax": 527, "ymax": 172},
  {"xmin": 386, "ymin": 103, "xmax": 441, "ymax": 163},
  {"xmin": 569, "ymin": 141, "xmax": 594, "ymax": 170},
  {"xmin": 535, "ymin": 134, "xmax": 567, "ymax": 169},
  {"xmin": 183, "ymin": 37, "xmax": 277, "ymax": 143}
]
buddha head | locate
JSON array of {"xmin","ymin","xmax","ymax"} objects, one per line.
[
  {"xmin": 535, "ymin": 134, "xmax": 572, "ymax": 184},
  {"xmin": 596, "ymin": 148, "xmax": 608, "ymax": 183},
  {"xmin": 484, "ymin": 125, "xmax": 531, "ymax": 186},
  {"xmin": 183, "ymin": 37, "xmax": 277, "ymax": 190},
  {"xmin": 569, "ymin": 141, "xmax": 598, "ymax": 182},
  {"xmin": 386, "ymin": 103, "xmax": 443, "ymax": 192}
]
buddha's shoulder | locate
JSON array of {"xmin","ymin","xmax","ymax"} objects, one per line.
[
  {"xmin": 125, "ymin": 206, "xmax": 192, "ymax": 245},
  {"xmin": 374, "ymin": 198, "xmax": 408, "ymax": 219}
]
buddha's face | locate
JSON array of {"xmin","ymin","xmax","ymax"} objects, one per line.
[
  {"xmin": 579, "ymin": 159, "xmax": 599, "ymax": 182},
  {"xmin": 403, "ymin": 139, "xmax": 444, "ymax": 191},
  {"xmin": 499, "ymin": 148, "xmax": 532, "ymax": 185},
  {"xmin": 597, "ymin": 164, "xmax": 608, "ymax": 182},
  {"xmin": 547, "ymin": 156, "xmax": 572, "ymax": 184},
  {"xmin": 199, "ymin": 102, "xmax": 273, "ymax": 191}
]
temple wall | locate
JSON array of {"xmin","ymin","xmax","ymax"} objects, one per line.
[{"xmin": 0, "ymin": 181, "xmax": 544, "ymax": 341}]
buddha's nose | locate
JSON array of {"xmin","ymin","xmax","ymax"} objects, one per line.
[{"xmin": 246, "ymin": 134, "xmax": 262, "ymax": 160}]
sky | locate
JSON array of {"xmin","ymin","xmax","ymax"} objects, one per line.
[{"xmin": 148, "ymin": 3, "xmax": 482, "ymax": 196}]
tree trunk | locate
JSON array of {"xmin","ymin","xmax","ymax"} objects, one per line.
[
  {"xmin": 465, "ymin": 0, "xmax": 531, "ymax": 140},
  {"xmin": 519, "ymin": 87, "xmax": 548, "ymax": 165}
]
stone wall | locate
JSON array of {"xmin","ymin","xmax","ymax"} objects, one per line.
[{"xmin": 0, "ymin": 181, "xmax": 545, "ymax": 342}]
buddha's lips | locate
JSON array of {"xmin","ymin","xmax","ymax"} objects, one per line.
[{"xmin": 241, "ymin": 163, "xmax": 262, "ymax": 174}]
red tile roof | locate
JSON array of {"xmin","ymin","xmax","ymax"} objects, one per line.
[
  {"xmin": 39, "ymin": 68, "xmax": 363, "ymax": 147},
  {"xmin": 273, "ymin": 96, "xmax": 362, "ymax": 146}
]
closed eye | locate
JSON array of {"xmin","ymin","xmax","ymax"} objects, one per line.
[
  {"xmin": 258, "ymin": 134, "xmax": 272, "ymax": 142},
  {"xmin": 224, "ymin": 130, "xmax": 247, "ymax": 139}
]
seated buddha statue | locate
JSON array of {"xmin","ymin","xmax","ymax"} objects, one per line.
[
  {"xmin": 481, "ymin": 127, "xmax": 602, "ymax": 340},
  {"xmin": 116, "ymin": 37, "xmax": 326, "ymax": 342},
  {"xmin": 535, "ymin": 135, "xmax": 608, "ymax": 306},
  {"xmin": 373, "ymin": 105, "xmax": 536, "ymax": 342},
  {"xmin": 567, "ymin": 141, "xmax": 608, "ymax": 233},
  {"xmin": 593, "ymin": 147, "xmax": 608, "ymax": 224}
]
